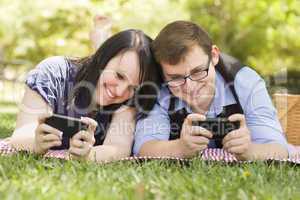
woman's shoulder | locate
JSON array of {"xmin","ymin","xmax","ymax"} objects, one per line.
[
  {"xmin": 30, "ymin": 56, "xmax": 79, "ymax": 81},
  {"xmin": 35, "ymin": 56, "xmax": 70, "ymax": 72}
]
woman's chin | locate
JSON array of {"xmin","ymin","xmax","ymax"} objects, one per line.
[{"xmin": 98, "ymin": 97, "xmax": 116, "ymax": 107}]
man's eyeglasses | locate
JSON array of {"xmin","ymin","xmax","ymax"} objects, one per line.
[{"xmin": 165, "ymin": 57, "xmax": 211, "ymax": 88}]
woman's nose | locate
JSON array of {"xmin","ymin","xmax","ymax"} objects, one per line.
[{"xmin": 115, "ymin": 83, "xmax": 129, "ymax": 97}]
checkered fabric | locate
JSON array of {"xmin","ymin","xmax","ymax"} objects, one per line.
[{"xmin": 0, "ymin": 139, "xmax": 299, "ymax": 164}]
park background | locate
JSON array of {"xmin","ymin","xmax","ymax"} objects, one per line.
[
  {"xmin": 0, "ymin": 1, "xmax": 300, "ymax": 200},
  {"xmin": 0, "ymin": 0, "xmax": 299, "ymax": 106}
]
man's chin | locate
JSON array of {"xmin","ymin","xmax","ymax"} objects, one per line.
[
  {"xmin": 182, "ymin": 94, "xmax": 212, "ymax": 105},
  {"xmin": 179, "ymin": 95, "xmax": 194, "ymax": 106}
]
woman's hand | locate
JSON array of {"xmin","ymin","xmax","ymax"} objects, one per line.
[
  {"xmin": 34, "ymin": 114, "xmax": 63, "ymax": 155},
  {"xmin": 68, "ymin": 117, "xmax": 98, "ymax": 161}
]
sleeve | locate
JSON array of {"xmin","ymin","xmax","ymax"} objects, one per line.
[
  {"xmin": 25, "ymin": 56, "xmax": 68, "ymax": 110},
  {"xmin": 133, "ymin": 102, "xmax": 171, "ymax": 155},
  {"xmin": 235, "ymin": 67, "xmax": 291, "ymax": 155}
]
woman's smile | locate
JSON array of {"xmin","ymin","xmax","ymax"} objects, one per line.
[{"xmin": 105, "ymin": 84, "xmax": 117, "ymax": 99}]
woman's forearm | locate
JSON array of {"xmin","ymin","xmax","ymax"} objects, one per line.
[
  {"xmin": 87, "ymin": 145, "xmax": 131, "ymax": 163},
  {"xmin": 9, "ymin": 123, "xmax": 37, "ymax": 152}
]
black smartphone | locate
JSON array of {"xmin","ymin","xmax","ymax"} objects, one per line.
[
  {"xmin": 192, "ymin": 118, "xmax": 240, "ymax": 139},
  {"xmin": 45, "ymin": 114, "xmax": 88, "ymax": 138}
]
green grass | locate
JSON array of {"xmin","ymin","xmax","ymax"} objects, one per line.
[{"xmin": 0, "ymin": 102, "xmax": 300, "ymax": 200}]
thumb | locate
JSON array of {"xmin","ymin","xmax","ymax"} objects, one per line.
[
  {"xmin": 183, "ymin": 113, "xmax": 206, "ymax": 127},
  {"xmin": 81, "ymin": 117, "xmax": 98, "ymax": 135},
  {"xmin": 228, "ymin": 114, "xmax": 246, "ymax": 127}
]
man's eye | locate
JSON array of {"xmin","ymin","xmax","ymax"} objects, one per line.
[{"xmin": 193, "ymin": 69, "xmax": 203, "ymax": 74}]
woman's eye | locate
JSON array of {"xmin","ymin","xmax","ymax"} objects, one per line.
[
  {"xmin": 127, "ymin": 86, "xmax": 136, "ymax": 94},
  {"xmin": 116, "ymin": 72, "xmax": 125, "ymax": 80}
]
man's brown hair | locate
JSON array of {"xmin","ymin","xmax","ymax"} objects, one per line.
[{"xmin": 152, "ymin": 20, "xmax": 213, "ymax": 65}]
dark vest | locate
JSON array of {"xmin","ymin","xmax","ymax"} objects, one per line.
[{"xmin": 168, "ymin": 53, "xmax": 244, "ymax": 148}]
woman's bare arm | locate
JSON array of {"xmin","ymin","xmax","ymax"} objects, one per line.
[
  {"xmin": 9, "ymin": 85, "xmax": 52, "ymax": 151},
  {"xmin": 87, "ymin": 106, "xmax": 136, "ymax": 162}
]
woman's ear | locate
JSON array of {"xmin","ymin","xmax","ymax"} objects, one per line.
[{"xmin": 211, "ymin": 45, "xmax": 220, "ymax": 66}]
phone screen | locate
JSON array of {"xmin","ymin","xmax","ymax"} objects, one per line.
[
  {"xmin": 45, "ymin": 114, "xmax": 88, "ymax": 138},
  {"xmin": 192, "ymin": 118, "xmax": 240, "ymax": 139}
]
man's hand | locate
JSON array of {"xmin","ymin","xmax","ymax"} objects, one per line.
[
  {"xmin": 179, "ymin": 114, "xmax": 213, "ymax": 158},
  {"xmin": 222, "ymin": 114, "xmax": 251, "ymax": 160},
  {"xmin": 68, "ymin": 117, "xmax": 97, "ymax": 161}
]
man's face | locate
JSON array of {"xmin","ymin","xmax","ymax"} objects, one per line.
[{"xmin": 161, "ymin": 45, "xmax": 219, "ymax": 112}]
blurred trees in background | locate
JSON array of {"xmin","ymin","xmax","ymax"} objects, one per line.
[{"xmin": 0, "ymin": 0, "xmax": 299, "ymax": 77}]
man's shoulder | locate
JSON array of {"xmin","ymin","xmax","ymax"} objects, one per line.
[
  {"xmin": 233, "ymin": 66, "xmax": 265, "ymax": 105},
  {"xmin": 156, "ymin": 86, "xmax": 172, "ymax": 110},
  {"xmin": 234, "ymin": 66, "xmax": 263, "ymax": 91},
  {"xmin": 235, "ymin": 66, "xmax": 262, "ymax": 85}
]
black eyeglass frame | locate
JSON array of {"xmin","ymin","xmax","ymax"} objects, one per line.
[{"xmin": 165, "ymin": 56, "xmax": 212, "ymax": 88}]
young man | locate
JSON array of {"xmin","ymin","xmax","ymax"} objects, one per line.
[{"xmin": 133, "ymin": 21, "xmax": 290, "ymax": 160}]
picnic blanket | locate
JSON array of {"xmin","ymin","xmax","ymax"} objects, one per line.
[{"xmin": 1, "ymin": 139, "xmax": 299, "ymax": 165}]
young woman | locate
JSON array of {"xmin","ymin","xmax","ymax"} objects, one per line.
[{"xmin": 9, "ymin": 29, "xmax": 161, "ymax": 162}]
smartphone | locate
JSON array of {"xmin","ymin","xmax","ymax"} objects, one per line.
[
  {"xmin": 192, "ymin": 118, "xmax": 240, "ymax": 139},
  {"xmin": 45, "ymin": 114, "xmax": 88, "ymax": 138}
]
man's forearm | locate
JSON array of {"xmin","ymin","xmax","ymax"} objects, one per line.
[
  {"xmin": 138, "ymin": 140, "xmax": 190, "ymax": 158},
  {"xmin": 238, "ymin": 143, "xmax": 289, "ymax": 160}
]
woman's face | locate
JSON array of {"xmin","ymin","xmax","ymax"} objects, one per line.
[{"xmin": 94, "ymin": 50, "xmax": 140, "ymax": 106}]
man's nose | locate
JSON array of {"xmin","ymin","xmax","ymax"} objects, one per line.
[{"xmin": 183, "ymin": 77, "xmax": 194, "ymax": 92}]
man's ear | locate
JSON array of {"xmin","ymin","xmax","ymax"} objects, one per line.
[{"xmin": 211, "ymin": 45, "xmax": 220, "ymax": 66}]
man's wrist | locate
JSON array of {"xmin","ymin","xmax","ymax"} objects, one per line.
[
  {"xmin": 176, "ymin": 139, "xmax": 197, "ymax": 158},
  {"xmin": 235, "ymin": 142, "xmax": 254, "ymax": 161}
]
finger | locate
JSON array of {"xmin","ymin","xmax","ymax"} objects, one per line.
[
  {"xmin": 228, "ymin": 114, "xmax": 246, "ymax": 127},
  {"xmin": 70, "ymin": 139, "xmax": 85, "ymax": 148},
  {"xmin": 188, "ymin": 142, "xmax": 208, "ymax": 152},
  {"xmin": 81, "ymin": 117, "xmax": 98, "ymax": 135},
  {"xmin": 190, "ymin": 126, "xmax": 213, "ymax": 138},
  {"xmin": 73, "ymin": 131, "xmax": 90, "ymax": 141},
  {"xmin": 38, "ymin": 124, "xmax": 63, "ymax": 138},
  {"xmin": 43, "ymin": 140, "xmax": 62, "ymax": 150},
  {"xmin": 73, "ymin": 131, "xmax": 95, "ymax": 146},
  {"xmin": 82, "ymin": 141, "xmax": 93, "ymax": 149},
  {"xmin": 69, "ymin": 146, "xmax": 89, "ymax": 157},
  {"xmin": 223, "ymin": 137, "xmax": 247, "ymax": 149},
  {"xmin": 222, "ymin": 130, "xmax": 243, "ymax": 144},
  {"xmin": 183, "ymin": 114, "xmax": 206, "ymax": 127},
  {"xmin": 42, "ymin": 134, "xmax": 61, "ymax": 142},
  {"xmin": 189, "ymin": 136, "xmax": 210, "ymax": 146},
  {"xmin": 38, "ymin": 112, "xmax": 53, "ymax": 124},
  {"xmin": 68, "ymin": 147, "xmax": 82, "ymax": 157}
]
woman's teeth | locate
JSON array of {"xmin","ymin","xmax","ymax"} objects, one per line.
[{"xmin": 106, "ymin": 87, "xmax": 116, "ymax": 98}]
